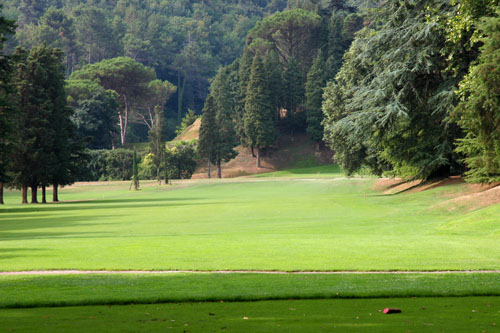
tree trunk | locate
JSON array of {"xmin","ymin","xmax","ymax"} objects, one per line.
[
  {"xmin": 256, "ymin": 147, "xmax": 261, "ymax": 168},
  {"xmin": 217, "ymin": 160, "xmax": 222, "ymax": 179},
  {"xmin": 53, "ymin": 183, "xmax": 59, "ymax": 202},
  {"xmin": 41, "ymin": 185, "xmax": 47, "ymax": 204},
  {"xmin": 30, "ymin": 186, "xmax": 38, "ymax": 204},
  {"xmin": 316, "ymin": 142, "xmax": 320, "ymax": 152},
  {"xmin": 157, "ymin": 166, "xmax": 161, "ymax": 185},
  {"xmin": 0, "ymin": 182, "xmax": 4, "ymax": 204},
  {"xmin": 21, "ymin": 185, "xmax": 28, "ymax": 204},
  {"xmin": 251, "ymin": 146, "xmax": 256, "ymax": 157},
  {"xmin": 207, "ymin": 161, "xmax": 211, "ymax": 179}
]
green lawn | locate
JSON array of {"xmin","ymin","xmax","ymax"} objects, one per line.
[
  {"xmin": 1, "ymin": 167, "xmax": 500, "ymax": 330},
  {"xmin": 1, "ymin": 170, "xmax": 500, "ymax": 271},
  {"xmin": 1, "ymin": 273, "xmax": 499, "ymax": 308},
  {"xmin": 1, "ymin": 297, "xmax": 499, "ymax": 332}
]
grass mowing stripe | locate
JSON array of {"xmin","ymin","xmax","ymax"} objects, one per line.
[
  {"xmin": 2, "ymin": 297, "xmax": 499, "ymax": 332},
  {"xmin": 1, "ymin": 273, "xmax": 499, "ymax": 308}
]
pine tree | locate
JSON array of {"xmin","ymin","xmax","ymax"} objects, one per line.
[
  {"xmin": 305, "ymin": 51, "xmax": 327, "ymax": 147},
  {"xmin": 0, "ymin": 10, "xmax": 16, "ymax": 205},
  {"xmin": 198, "ymin": 94, "xmax": 217, "ymax": 178},
  {"xmin": 211, "ymin": 67, "xmax": 239, "ymax": 178},
  {"xmin": 244, "ymin": 54, "xmax": 276, "ymax": 168},
  {"xmin": 283, "ymin": 57, "xmax": 304, "ymax": 118},
  {"xmin": 454, "ymin": 10, "xmax": 500, "ymax": 183}
]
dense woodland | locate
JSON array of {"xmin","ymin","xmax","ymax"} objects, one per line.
[{"xmin": 1, "ymin": 0, "xmax": 500, "ymax": 204}]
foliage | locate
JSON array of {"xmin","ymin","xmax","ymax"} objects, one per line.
[
  {"xmin": 454, "ymin": 7, "xmax": 500, "ymax": 183},
  {"xmin": 165, "ymin": 141, "xmax": 198, "ymax": 179},
  {"xmin": 131, "ymin": 150, "xmax": 139, "ymax": 190},
  {"xmin": 70, "ymin": 57, "xmax": 156, "ymax": 145},
  {"xmin": 148, "ymin": 106, "xmax": 166, "ymax": 183},
  {"xmin": 175, "ymin": 109, "xmax": 198, "ymax": 136},
  {"xmin": 83, "ymin": 149, "xmax": 135, "ymax": 181},
  {"xmin": 10, "ymin": 44, "xmax": 79, "ymax": 198},
  {"xmin": 0, "ymin": 8, "xmax": 16, "ymax": 186},
  {"xmin": 66, "ymin": 79, "xmax": 119, "ymax": 149},
  {"xmin": 244, "ymin": 55, "xmax": 276, "ymax": 153},
  {"xmin": 323, "ymin": 0, "xmax": 464, "ymax": 180}
]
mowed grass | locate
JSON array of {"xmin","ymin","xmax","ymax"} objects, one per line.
[
  {"xmin": 1, "ymin": 297, "xmax": 499, "ymax": 332},
  {"xmin": 1, "ymin": 168, "xmax": 500, "ymax": 271},
  {"xmin": 1, "ymin": 273, "xmax": 500, "ymax": 308}
]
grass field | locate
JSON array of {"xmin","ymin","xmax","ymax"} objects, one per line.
[
  {"xmin": 1, "ymin": 172, "xmax": 500, "ymax": 271},
  {"xmin": 2, "ymin": 297, "xmax": 499, "ymax": 332},
  {"xmin": 1, "ymin": 167, "xmax": 499, "ymax": 330}
]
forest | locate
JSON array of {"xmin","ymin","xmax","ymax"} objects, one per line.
[{"xmin": 1, "ymin": 0, "xmax": 500, "ymax": 204}]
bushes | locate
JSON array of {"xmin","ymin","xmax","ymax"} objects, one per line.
[
  {"xmin": 82, "ymin": 141, "xmax": 198, "ymax": 182},
  {"xmin": 165, "ymin": 141, "xmax": 198, "ymax": 180},
  {"xmin": 84, "ymin": 149, "xmax": 135, "ymax": 181}
]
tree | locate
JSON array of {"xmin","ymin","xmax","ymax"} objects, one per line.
[
  {"xmin": 305, "ymin": 51, "xmax": 327, "ymax": 147},
  {"xmin": 70, "ymin": 57, "xmax": 156, "ymax": 146},
  {"xmin": 244, "ymin": 54, "xmax": 276, "ymax": 168},
  {"xmin": 149, "ymin": 106, "xmax": 166, "ymax": 185},
  {"xmin": 0, "ymin": 9, "xmax": 16, "ymax": 205},
  {"xmin": 211, "ymin": 66, "xmax": 239, "ymax": 178},
  {"xmin": 131, "ymin": 150, "xmax": 139, "ymax": 190},
  {"xmin": 283, "ymin": 57, "xmax": 305, "ymax": 119},
  {"xmin": 454, "ymin": 7, "xmax": 500, "ymax": 183},
  {"xmin": 322, "ymin": 0, "xmax": 464, "ymax": 180},
  {"xmin": 198, "ymin": 94, "xmax": 217, "ymax": 178},
  {"xmin": 66, "ymin": 79, "xmax": 119, "ymax": 149},
  {"xmin": 134, "ymin": 79, "xmax": 176, "ymax": 131},
  {"xmin": 165, "ymin": 141, "xmax": 198, "ymax": 180},
  {"xmin": 246, "ymin": 9, "xmax": 321, "ymax": 69},
  {"xmin": 11, "ymin": 44, "xmax": 75, "ymax": 203}
]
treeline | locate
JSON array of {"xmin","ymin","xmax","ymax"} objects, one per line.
[
  {"xmin": 0, "ymin": 34, "xmax": 83, "ymax": 204},
  {"xmin": 323, "ymin": 0, "xmax": 500, "ymax": 182},
  {"xmin": 2, "ymin": 0, "xmax": 289, "ymax": 141},
  {"xmin": 199, "ymin": 1, "xmax": 366, "ymax": 173},
  {"xmin": 200, "ymin": 0, "xmax": 500, "ymax": 183}
]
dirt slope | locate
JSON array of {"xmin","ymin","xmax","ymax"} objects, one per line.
[{"xmin": 193, "ymin": 133, "xmax": 333, "ymax": 179}]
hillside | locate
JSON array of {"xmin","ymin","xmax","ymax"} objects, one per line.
[{"xmin": 172, "ymin": 124, "xmax": 333, "ymax": 178}]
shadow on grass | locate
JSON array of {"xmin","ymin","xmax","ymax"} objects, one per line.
[
  {"xmin": 0, "ymin": 199, "xmax": 213, "ymax": 214},
  {"xmin": 0, "ymin": 248, "xmax": 51, "ymax": 260}
]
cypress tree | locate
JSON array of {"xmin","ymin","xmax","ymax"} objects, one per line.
[
  {"xmin": 211, "ymin": 67, "xmax": 239, "ymax": 178},
  {"xmin": 305, "ymin": 51, "xmax": 327, "ymax": 147},
  {"xmin": 0, "ymin": 11, "xmax": 16, "ymax": 205},
  {"xmin": 131, "ymin": 150, "xmax": 139, "ymax": 190},
  {"xmin": 244, "ymin": 54, "xmax": 276, "ymax": 168},
  {"xmin": 283, "ymin": 57, "xmax": 304, "ymax": 118},
  {"xmin": 149, "ymin": 106, "xmax": 166, "ymax": 185},
  {"xmin": 198, "ymin": 94, "xmax": 217, "ymax": 178}
]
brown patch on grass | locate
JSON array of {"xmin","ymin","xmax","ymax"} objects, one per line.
[{"xmin": 431, "ymin": 184, "xmax": 500, "ymax": 212}]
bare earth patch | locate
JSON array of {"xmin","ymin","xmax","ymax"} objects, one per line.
[{"xmin": 432, "ymin": 184, "xmax": 500, "ymax": 212}]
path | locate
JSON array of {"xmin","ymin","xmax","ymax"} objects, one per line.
[{"xmin": 1, "ymin": 270, "xmax": 500, "ymax": 276}]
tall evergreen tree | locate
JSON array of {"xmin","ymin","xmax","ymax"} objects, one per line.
[
  {"xmin": 211, "ymin": 67, "xmax": 239, "ymax": 178},
  {"xmin": 131, "ymin": 150, "xmax": 139, "ymax": 190},
  {"xmin": 198, "ymin": 94, "xmax": 218, "ymax": 178},
  {"xmin": 454, "ymin": 8, "xmax": 500, "ymax": 183},
  {"xmin": 305, "ymin": 51, "xmax": 327, "ymax": 147},
  {"xmin": 244, "ymin": 54, "xmax": 276, "ymax": 168},
  {"xmin": 0, "ymin": 9, "xmax": 16, "ymax": 205},
  {"xmin": 149, "ymin": 106, "xmax": 166, "ymax": 185},
  {"xmin": 283, "ymin": 57, "xmax": 305, "ymax": 118},
  {"xmin": 11, "ymin": 44, "xmax": 76, "ymax": 203}
]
